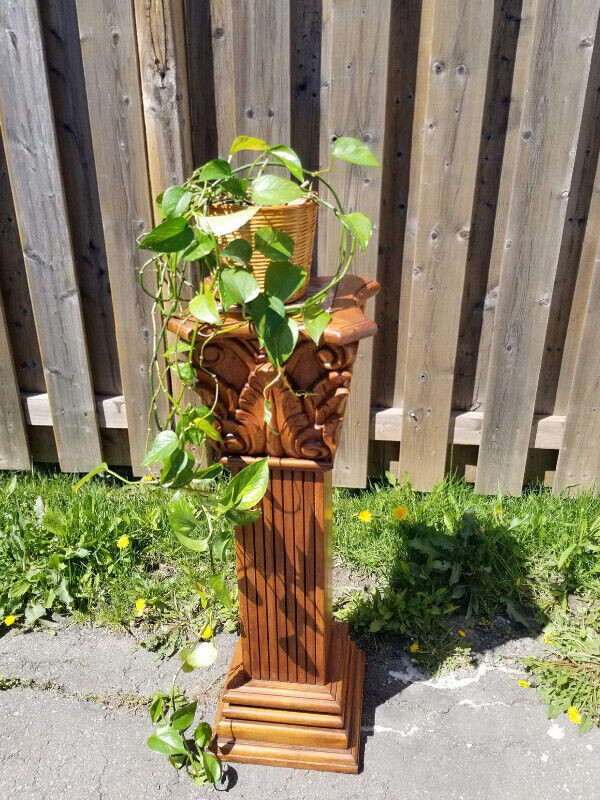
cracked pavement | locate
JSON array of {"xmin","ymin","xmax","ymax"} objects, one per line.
[{"xmin": 0, "ymin": 622, "xmax": 598, "ymax": 799}]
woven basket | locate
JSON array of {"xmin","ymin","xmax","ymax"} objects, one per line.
[{"xmin": 210, "ymin": 199, "xmax": 317, "ymax": 302}]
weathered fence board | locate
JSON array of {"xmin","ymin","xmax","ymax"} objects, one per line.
[
  {"xmin": 319, "ymin": 0, "xmax": 392, "ymax": 488},
  {"xmin": 0, "ymin": 0, "xmax": 102, "ymax": 471},
  {"xmin": 397, "ymin": 0, "xmax": 494, "ymax": 490},
  {"xmin": 475, "ymin": 0, "xmax": 600, "ymax": 495},
  {"xmin": 2, "ymin": 2, "xmax": 600, "ymax": 492},
  {"xmin": 76, "ymin": 0, "xmax": 159, "ymax": 474}
]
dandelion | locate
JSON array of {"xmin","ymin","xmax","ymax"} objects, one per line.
[
  {"xmin": 519, "ymin": 680, "xmax": 530, "ymax": 688},
  {"xmin": 458, "ymin": 630, "xmax": 466, "ymax": 637},
  {"xmin": 515, "ymin": 577, "xmax": 521, "ymax": 587},
  {"xmin": 135, "ymin": 598, "xmax": 146, "ymax": 613},
  {"xmin": 409, "ymin": 642, "xmax": 419, "ymax": 653},
  {"xmin": 4, "ymin": 615, "xmax": 16, "ymax": 626},
  {"xmin": 201, "ymin": 624, "xmax": 213, "ymax": 641},
  {"xmin": 392, "ymin": 506, "xmax": 408, "ymax": 521},
  {"xmin": 358, "ymin": 510, "xmax": 372, "ymax": 523},
  {"xmin": 495, "ymin": 507, "xmax": 503, "ymax": 517},
  {"xmin": 141, "ymin": 475, "xmax": 153, "ymax": 483},
  {"xmin": 117, "ymin": 535, "xmax": 130, "ymax": 550},
  {"xmin": 567, "ymin": 706, "xmax": 581, "ymax": 725},
  {"xmin": 544, "ymin": 631, "xmax": 555, "ymax": 645}
]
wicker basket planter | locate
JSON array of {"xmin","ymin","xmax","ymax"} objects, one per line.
[{"xmin": 211, "ymin": 198, "xmax": 317, "ymax": 302}]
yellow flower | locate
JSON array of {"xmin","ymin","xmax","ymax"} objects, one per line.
[
  {"xmin": 409, "ymin": 642, "xmax": 419, "ymax": 653},
  {"xmin": 201, "ymin": 624, "xmax": 213, "ymax": 641},
  {"xmin": 458, "ymin": 630, "xmax": 466, "ymax": 638},
  {"xmin": 515, "ymin": 577, "xmax": 521, "ymax": 587},
  {"xmin": 544, "ymin": 631, "xmax": 555, "ymax": 645},
  {"xmin": 4, "ymin": 615, "xmax": 16, "ymax": 626},
  {"xmin": 392, "ymin": 506, "xmax": 408, "ymax": 521},
  {"xmin": 135, "ymin": 598, "xmax": 146, "ymax": 613},
  {"xmin": 495, "ymin": 508, "xmax": 503, "ymax": 517},
  {"xmin": 567, "ymin": 706, "xmax": 581, "ymax": 725},
  {"xmin": 519, "ymin": 680, "xmax": 530, "ymax": 688},
  {"xmin": 358, "ymin": 510, "xmax": 372, "ymax": 523},
  {"xmin": 141, "ymin": 475, "xmax": 153, "ymax": 483},
  {"xmin": 117, "ymin": 535, "xmax": 130, "ymax": 550}
]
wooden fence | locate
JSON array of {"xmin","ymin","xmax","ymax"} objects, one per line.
[{"xmin": 1, "ymin": 0, "xmax": 600, "ymax": 495}]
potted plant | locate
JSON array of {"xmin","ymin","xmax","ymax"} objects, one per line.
[{"xmin": 82, "ymin": 135, "xmax": 379, "ymax": 785}]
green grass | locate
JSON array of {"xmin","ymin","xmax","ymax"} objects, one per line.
[{"xmin": 0, "ymin": 467, "xmax": 599, "ymax": 728}]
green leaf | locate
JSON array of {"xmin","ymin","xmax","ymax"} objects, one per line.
[
  {"xmin": 172, "ymin": 361, "xmax": 196, "ymax": 385},
  {"xmin": 578, "ymin": 715, "xmax": 594, "ymax": 736},
  {"xmin": 162, "ymin": 185, "xmax": 192, "ymax": 217},
  {"xmin": 170, "ymin": 701, "xmax": 197, "ymax": 731},
  {"xmin": 161, "ymin": 448, "xmax": 194, "ymax": 488},
  {"xmin": 189, "ymin": 290, "xmax": 221, "ymax": 325},
  {"xmin": 222, "ymin": 177, "xmax": 248, "ymax": 197},
  {"xmin": 219, "ymin": 268, "xmax": 260, "ymax": 309},
  {"xmin": 196, "ymin": 205, "xmax": 259, "ymax": 236},
  {"xmin": 174, "ymin": 529, "xmax": 209, "ymax": 553},
  {"xmin": 251, "ymin": 174, "xmax": 305, "ymax": 206},
  {"xmin": 73, "ymin": 462, "xmax": 108, "ymax": 491},
  {"xmin": 249, "ymin": 294, "xmax": 285, "ymax": 345},
  {"xmin": 332, "ymin": 136, "xmax": 380, "ymax": 167},
  {"xmin": 193, "ymin": 722, "xmax": 213, "ymax": 748},
  {"xmin": 56, "ymin": 578, "xmax": 73, "ymax": 606},
  {"xmin": 182, "ymin": 230, "xmax": 213, "ymax": 262},
  {"xmin": 265, "ymin": 316, "xmax": 299, "ymax": 366},
  {"xmin": 302, "ymin": 304, "xmax": 330, "ymax": 345},
  {"xmin": 230, "ymin": 135, "xmax": 268, "ymax": 154},
  {"xmin": 202, "ymin": 751, "xmax": 222, "ymax": 784},
  {"xmin": 339, "ymin": 211, "xmax": 373, "ymax": 252},
  {"xmin": 199, "ymin": 158, "xmax": 232, "ymax": 181},
  {"xmin": 270, "ymin": 144, "xmax": 304, "ymax": 181},
  {"xmin": 220, "ymin": 238, "xmax": 252, "ymax": 266},
  {"xmin": 185, "ymin": 641, "xmax": 218, "ymax": 669},
  {"xmin": 150, "ymin": 693, "xmax": 167, "ymax": 723},
  {"xmin": 254, "ymin": 226, "xmax": 295, "ymax": 260},
  {"xmin": 139, "ymin": 217, "xmax": 194, "ymax": 253},
  {"xmin": 193, "ymin": 463, "xmax": 223, "ymax": 481},
  {"xmin": 163, "ymin": 340, "xmax": 191, "ymax": 357},
  {"xmin": 147, "ymin": 725, "xmax": 187, "ymax": 756},
  {"xmin": 223, "ymin": 457, "xmax": 269, "ymax": 510},
  {"xmin": 211, "ymin": 530, "xmax": 232, "ymax": 560},
  {"xmin": 141, "ymin": 430, "xmax": 179, "ymax": 467},
  {"xmin": 168, "ymin": 492, "xmax": 200, "ymax": 537},
  {"xmin": 264, "ymin": 261, "xmax": 306, "ymax": 302},
  {"xmin": 192, "ymin": 416, "xmax": 221, "ymax": 442},
  {"xmin": 209, "ymin": 571, "xmax": 232, "ymax": 609},
  {"xmin": 24, "ymin": 603, "xmax": 45, "ymax": 625},
  {"xmin": 226, "ymin": 507, "xmax": 262, "ymax": 526}
]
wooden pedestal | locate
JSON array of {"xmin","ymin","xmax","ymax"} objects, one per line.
[{"xmin": 213, "ymin": 463, "xmax": 365, "ymax": 773}]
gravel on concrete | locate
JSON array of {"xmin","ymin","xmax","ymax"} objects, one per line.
[{"xmin": 1, "ymin": 621, "xmax": 598, "ymax": 800}]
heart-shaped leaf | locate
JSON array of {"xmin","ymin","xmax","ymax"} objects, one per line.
[
  {"xmin": 199, "ymin": 158, "xmax": 232, "ymax": 181},
  {"xmin": 141, "ymin": 431, "xmax": 179, "ymax": 467},
  {"xmin": 265, "ymin": 316, "xmax": 299, "ymax": 366},
  {"xmin": 249, "ymin": 294, "xmax": 285, "ymax": 345},
  {"xmin": 270, "ymin": 144, "xmax": 304, "ymax": 181},
  {"xmin": 230, "ymin": 135, "xmax": 268, "ymax": 154},
  {"xmin": 139, "ymin": 217, "xmax": 194, "ymax": 253},
  {"xmin": 220, "ymin": 238, "xmax": 252, "ymax": 266},
  {"xmin": 162, "ymin": 185, "xmax": 192, "ymax": 217},
  {"xmin": 209, "ymin": 571, "xmax": 232, "ymax": 609},
  {"xmin": 170, "ymin": 701, "xmax": 197, "ymax": 731},
  {"xmin": 219, "ymin": 268, "xmax": 260, "ymax": 309},
  {"xmin": 202, "ymin": 751, "xmax": 222, "ymax": 783},
  {"xmin": 264, "ymin": 261, "xmax": 306, "ymax": 302},
  {"xmin": 223, "ymin": 457, "xmax": 269, "ymax": 510},
  {"xmin": 193, "ymin": 722, "xmax": 213, "ymax": 748},
  {"xmin": 332, "ymin": 136, "xmax": 380, "ymax": 167},
  {"xmin": 302, "ymin": 304, "xmax": 331, "ymax": 345},
  {"xmin": 167, "ymin": 492, "xmax": 200, "ymax": 537},
  {"xmin": 147, "ymin": 725, "xmax": 187, "ymax": 756},
  {"xmin": 182, "ymin": 230, "xmax": 213, "ymax": 262},
  {"xmin": 196, "ymin": 205, "xmax": 259, "ymax": 237},
  {"xmin": 339, "ymin": 212, "xmax": 373, "ymax": 251},
  {"xmin": 189, "ymin": 290, "xmax": 221, "ymax": 325},
  {"xmin": 254, "ymin": 226, "xmax": 295, "ymax": 260},
  {"xmin": 251, "ymin": 175, "xmax": 305, "ymax": 206}
]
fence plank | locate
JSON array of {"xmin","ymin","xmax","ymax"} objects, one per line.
[
  {"xmin": 554, "ymin": 151, "xmax": 600, "ymax": 494},
  {"xmin": 0, "ymin": 291, "xmax": 29, "ymax": 469},
  {"xmin": 184, "ymin": 0, "xmax": 217, "ymax": 164},
  {"xmin": 0, "ymin": 0, "xmax": 102, "ymax": 471},
  {"xmin": 319, "ymin": 0, "xmax": 392, "ymax": 488},
  {"xmin": 475, "ymin": 0, "xmax": 600, "ymax": 495},
  {"xmin": 290, "ymin": 0, "xmax": 322, "ymax": 172},
  {"xmin": 397, "ymin": 0, "xmax": 494, "ymax": 490},
  {"xmin": 76, "ymin": 0, "xmax": 159, "ymax": 473}
]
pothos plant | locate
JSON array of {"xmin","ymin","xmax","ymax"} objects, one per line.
[{"xmin": 81, "ymin": 134, "xmax": 379, "ymax": 786}]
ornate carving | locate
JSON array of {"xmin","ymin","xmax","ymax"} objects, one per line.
[{"xmin": 192, "ymin": 337, "xmax": 358, "ymax": 461}]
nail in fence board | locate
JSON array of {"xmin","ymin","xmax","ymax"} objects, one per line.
[
  {"xmin": 318, "ymin": 0, "xmax": 391, "ymax": 488},
  {"xmin": 476, "ymin": 0, "xmax": 600, "ymax": 495},
  {"xmin": 397, "ymin": 0, "xmax": 494, "ymax": 490},
  {"xmin": 76, "ymin": 0, "xmax": 160, "ymax": 473},
  {"xmin": 0, "ymin": 0, "xmax": 102, "ymax": 472}
]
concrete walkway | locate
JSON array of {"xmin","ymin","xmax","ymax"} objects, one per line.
[{"xmin": 0, "ymin": 622, "xmax": 598, "ymax": 799}]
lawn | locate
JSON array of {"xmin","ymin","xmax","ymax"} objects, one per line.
[{"xmin": 0, "ymin": 467, "xmax": 599, "ymax": 732}]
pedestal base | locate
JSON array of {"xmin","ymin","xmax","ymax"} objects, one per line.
[{"xmin": 213, "ymin": 622, "xmax": 364, "ymax": 773}]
